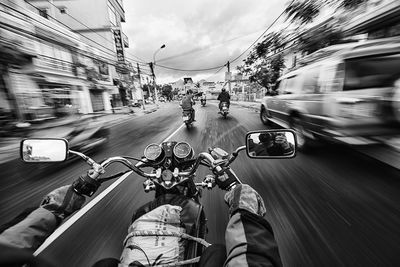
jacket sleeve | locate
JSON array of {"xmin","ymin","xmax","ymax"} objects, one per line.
[
  {"xmin": 0, "ymin": 207, "xmax": 59, "ymax": 250},
  {"xmin": 224, "ymin": 185, "xmax": 282, "ymax": 267}
]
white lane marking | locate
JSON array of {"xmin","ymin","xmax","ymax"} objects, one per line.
[
  {"xmin": 34, "ymin": 171, "xmax": 132, "ymax": 256},
  {"xmin": 34, "ymin": 122, "xmax": 184, "ymax": 256},
  {"xmin": 163, "ymin": 123, "xmax": 185, "ymax": 142}
]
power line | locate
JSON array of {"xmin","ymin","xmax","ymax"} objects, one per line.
[
  {"xmin": 154, "ymin": 63, "xmax": 226, "ymax": 72},
  {"xmin": 229, "ymin": 0, "xmax": 295, "ymax": 64},
  {"xmin": 44, "ymin": 0, "xmax": 148, "ymax": 64},
  {"xmin": 0, "ymin": 3, "xmax": 156, "ymax": 78},
  {"xmin": 155, "ymin": 29, "xmax": 265, "ymax": 64},
  {"xmin": 152, "ymin": 0, "xmax": 295, "ymax": 73},
  {"xmin": 24, "ymin": 0, "xmax": 147, "ymax": 67}
]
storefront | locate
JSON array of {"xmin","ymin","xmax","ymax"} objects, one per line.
[{"xmin": 89, "ymin": 88, "xmax": 105, "ymax": 112}]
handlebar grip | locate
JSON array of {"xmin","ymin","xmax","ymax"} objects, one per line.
[{"xmin": 72, "ymin": 173, "xmax": 101, "ymax": 197}]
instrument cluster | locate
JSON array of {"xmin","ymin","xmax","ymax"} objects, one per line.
[{"xmin": 143, "ymin": 141, "xmax": 194, "ymax": 163}]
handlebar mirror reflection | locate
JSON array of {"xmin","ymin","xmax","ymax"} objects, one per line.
[
  {"xmin": 20, "ymin": 138, "xmax": 69, "ymax": 162},
  {"xmin": 246, "ymin": 130, "xmax": 296, "ymax": 158}
]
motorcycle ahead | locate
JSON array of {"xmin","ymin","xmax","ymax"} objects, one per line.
[
  {"xmin": 219, "ymin": 102, "xmax": 229, "ymax": 119},
  {"xmin": 182, "ymin": 109, "xmax": 194, "ymax": 128},
  {"xmin": 20, "ymin": 129, "xmax": 296, "ymax": 266},
  {"xmin": 200, "ymin": 99, "xmax": 206, "ymax": 107}
]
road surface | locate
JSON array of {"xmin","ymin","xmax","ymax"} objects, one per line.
[{"xmin": 1, "ymin": 101, "xmax": 399, "ymax": 266}]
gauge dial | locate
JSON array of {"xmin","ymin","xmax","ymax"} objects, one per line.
[
  {"xmin": 144, "ymin": 144, "xmax": 162, "ymax": 161},
  {"xmin": 173, "ymin": 142, "xmax": 192, "ymax": 159}
]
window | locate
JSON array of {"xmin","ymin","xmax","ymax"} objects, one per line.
[
  {"xmin": 343, "ymin": 54, "xmax": 400, "ymax": 91},
  {"xmin": 283, "ymin": 76, "xmax": 299, "ymax": 94},
  {"xmin": 301, "ymin": 67, "xmax": 321, "ymax": 94},
  {"xmin": 108, "ymin": 2, "xmax": 117, "ymax": 26},
  {"xmin": 59, "ymin": 7, "xmax": 68, "ymax": 14},
  {"xmin": 38, "ymin": 8, "xmax": 48, "ymax": 19}
]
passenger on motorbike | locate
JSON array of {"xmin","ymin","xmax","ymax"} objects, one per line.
[
  {"xmin": 0, "ymin": 176, "xmax": 282, "ymax": 266},
  {"xmin": 217, "ymin": 88, "xmax": 230, "ymax": 111},
  {"xmin": 180, "ymin": 90, "xmax": 196, "ymax": 121}
]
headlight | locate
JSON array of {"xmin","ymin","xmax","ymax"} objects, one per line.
[
  {"xmin": 144, "ymin": 144, "xmax": 163, "ymax": 161},
  {"xmin": 173, "ymin": 142, "xmax": 193, "ymax": 159}
]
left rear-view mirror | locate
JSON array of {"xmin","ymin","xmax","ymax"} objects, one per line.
[
  {"xmin": 20, "ymin": 138, "xmax": 68, "ymax": 162},
  {"xmin": 246, "ymin": 130, "xmax": 296, "ymax": 158}
]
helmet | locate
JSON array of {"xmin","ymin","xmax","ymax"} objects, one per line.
[
  {"xmin": 258, "ymin": 133, "xmax": 272, "ymax": 143},
  {"xmin": 222, "ymin": 88, "xmax": 226, "ymax": 92}
]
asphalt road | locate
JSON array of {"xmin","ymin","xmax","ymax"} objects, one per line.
[{"xmin": 1, "ymin": 101, "xmax": 400, "ymax": 266}]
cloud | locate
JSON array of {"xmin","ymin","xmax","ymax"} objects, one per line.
[{"xmin": 122, "ymin": 0, "xmax": 286, "ymax": 83}]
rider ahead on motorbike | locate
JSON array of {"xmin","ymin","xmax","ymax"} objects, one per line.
[
  {"xmin": 180, "ymin": 89, "xmax": 196, "ymax": 121},
  {"xmin": 0, "ymin": 174, "xmax": 282, "ymax": 266},
  {"xmin": 217, "ymin": 88, "xmax": 230, "ymax": 112}
]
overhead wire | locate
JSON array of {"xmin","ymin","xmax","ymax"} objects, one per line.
[
  {"xmin": 152, "ymin": 0, "xmax": 295, "ymax": 73},
  {"xmin": 229, "ymin": 0, "xmax": 295, "ymax": 64},
  {"xmin": 24, "ymin": 0, "xmax": 150, "ymax": 68},
  {"xmin": 44, "ymin": 0, "xmax": 148, "ymax": 64},
  {"xmin": 1, "ymin": 3, "xmax": 154, "ymax": 79},
  {"xmin": 23, "ymin": 1, "xmax": 128, "ymax": 62},
  {"xmin": 17, "ymin": 0, "xmax": 296, "ymax": 79}
]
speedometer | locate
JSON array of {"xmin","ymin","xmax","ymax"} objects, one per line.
[
  {"xmin": 173, "ymin": 142, "xmax": 192, "ymax": 159},
  {"xmin": 144, "ymin": 144, "xmax": 162, "ymax": 161}
]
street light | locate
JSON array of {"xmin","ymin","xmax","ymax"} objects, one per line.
[{"xmin": 152, "ymin": 44, "xmax": 166, "ymax": 103}]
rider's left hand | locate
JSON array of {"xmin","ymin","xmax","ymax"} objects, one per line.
[{"xmin": 40, "ymin": 185, "xmax": 86, "ymax": 220}]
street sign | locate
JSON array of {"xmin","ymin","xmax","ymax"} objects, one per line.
[{"xmin": 113, "ymin": 29, "xmax": 125, "ymax": 63}]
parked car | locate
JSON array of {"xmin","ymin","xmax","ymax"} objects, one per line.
[{"xmin": 260, "ymin": 38, "xmax": 400, "ymax": 150}]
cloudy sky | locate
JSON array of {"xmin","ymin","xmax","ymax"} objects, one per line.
[{"xmin": 122, "ymin": 0, "xmax": 288, "ymax": 84}]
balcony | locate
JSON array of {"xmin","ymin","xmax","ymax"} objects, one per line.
[{"xmin": 32, "ymin": 55, "xmax": 75, "ymax": 77}]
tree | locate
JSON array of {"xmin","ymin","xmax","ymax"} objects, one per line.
[
  {"xmin": 161, "ymin": 84, "xmax": 173, "ymax": 98},
  {"xmin": 237, "ymin": 32, "xmax": 286, "ymax": 93},
  {"xmin": 284, "ymin": 0, "xmax": 368, "ymax": 26},
  {"xmin": 283, "ymin": 0, "xmax": 369, "ymax": 54}
]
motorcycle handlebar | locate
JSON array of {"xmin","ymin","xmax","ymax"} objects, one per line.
[{"xmin": 73, "ymin": 146, "xmax": 246, "ymax": 182}]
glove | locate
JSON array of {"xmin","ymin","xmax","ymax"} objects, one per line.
[
  {"xmin": 224, "ymin": 184, "xmax": 266, "ymax": 217},
  {"xmin": 40, "ymin": 185, "xmax": 85, "ymax": 220}
]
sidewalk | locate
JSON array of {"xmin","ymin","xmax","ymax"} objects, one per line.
[
  {"xmin": 231, "ymin": 99, "xmax": 262, "ymax": 112},
  {"xmin": 0, "ymin": 103, "xmax": 159, "ymax": 165}
]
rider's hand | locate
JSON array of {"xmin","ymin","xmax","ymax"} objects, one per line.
[
  {"xmin": 275, "ymin": 134, "xmax": 294, "ymax": 154},
  {"xmin": 224, "ymin": 184, "xmax": 266, "ymax": 217},
  {"xmin": 40, "ymin": 185, "xmax": 85, "ymax": 220}
]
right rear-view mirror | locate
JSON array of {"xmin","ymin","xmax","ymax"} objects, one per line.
[
  {"xmin": 20, "ymin": 138, "xmax": 69, "ymax": 162},
  {"xmin": 246, "ymin": 130, "xmax": 296, "ymax": 158}
]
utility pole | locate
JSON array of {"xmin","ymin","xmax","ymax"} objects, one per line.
[
  {"xmin": 149, "ymin": 62, "xmax": 157, "ymax": 103},
  {"xmin": 227, "ymin": 61, "xmax": 231, "ymax": 93},
  {"xmin": 136, "ymin": 63, "xmax": 145, "ymax": 110}
]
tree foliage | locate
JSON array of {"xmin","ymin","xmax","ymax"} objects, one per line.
[
  {"xmin": 161, "ymin": 84, "xmax": 173, "ymax": 98},
  {"xmin": 284, "ymin": 0, "xmax": 369, "ymax": 25},
  {"xmin": 238, "ymin": 0, "xmax": 369, "ymax": 92}
]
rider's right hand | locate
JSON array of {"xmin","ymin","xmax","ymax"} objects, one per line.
[
  {"xmin": 224, "ymin": 184, "xmax": 266, "ymax": 217},
  {"xmin": 40, "ymin": 185, "xmax": 86, "ymax": 220}
]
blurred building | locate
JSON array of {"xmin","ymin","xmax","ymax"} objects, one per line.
[
  {"xmin": 1, "ymin": 0, "xmax": 98, "ymax": 121},
  {"xmin": 25, "ymin": 0, "xmax": 132, "ymax": 110},
  {"xmin": 265, "ymin": 0, "xmax": 400, "ymax": 76},
  {"xmin": 343, "ymin": 0, "xmax": 400, "ymax": 40}
]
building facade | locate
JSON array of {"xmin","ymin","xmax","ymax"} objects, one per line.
[{"xmin": 26, "ymin": 0, "xmax": 132, "ymax": 111}]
